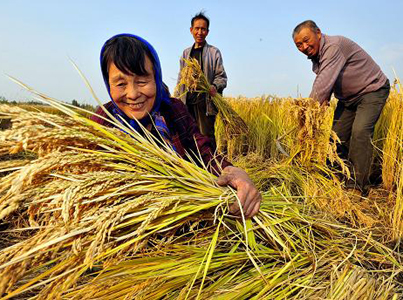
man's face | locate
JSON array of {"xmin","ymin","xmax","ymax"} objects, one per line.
[
  {"xmin": 190, "ymin": 18, "xmax": 209, "ymax": 46},
  {"xmin": 293, "ymin": 27, "xmax": 322, "ymax": 58}
]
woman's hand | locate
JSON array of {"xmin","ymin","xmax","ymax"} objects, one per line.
[{"xmin": 217, "ymin": 166, "xmax": 262, "ymax": 218}]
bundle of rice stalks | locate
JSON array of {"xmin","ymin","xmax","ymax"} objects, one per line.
[
  {"xmin": 322, "ymin": 264, "xmax": 399, "ymax": 300},
  {"xmin": 0, "ymin": 103, "xmax": 232, "ymax": 298},
  {"xmin": 1, "ymin": 101, "xmax": 402, "ymax": 299},
  {"xmin": 176, "ymin": 58, "xmax": 248, "ymax": 137},
  {"xmin": 290, "ymin": 98, "xmax": 343, "ymax": 168},
  {"xmin": 381, "ymin": 83, "xmax": 403, "ymax": 191},
  {"xmin": 214, "ymin": 97, "xmax": 393, "ymax": 227},
  {"xmin": 372, "ymin": 77, "xmax": 403, "ymax": 240},
  {"xmin": 1, "ymin": 73, "xmax": 403, "ymax": 299},
  {"xmin": 382, "ymin": 80, "xmax": 403, "ymax": 240},
  {"xmin": 64, "ymin": 246, "xmax": 399, "ymax": 300},
  {"xmin": 215, "ymin": 96, "xmax": 291, "ymax": 160},
  {"xmin": 233, "ymin": 153, "xmax": 377, "ymax": 228},
  {"xmin": 214, "ymin": 96, "xmax": 347, "ymax": 174}
]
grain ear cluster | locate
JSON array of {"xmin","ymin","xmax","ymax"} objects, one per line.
[
  {"xmin": 0, "ymin": 78, "xmax": 402, "ymax": 299},
  {"xmin": 176, "ymin": 58, "xmax": 248, "ymax": 137}
]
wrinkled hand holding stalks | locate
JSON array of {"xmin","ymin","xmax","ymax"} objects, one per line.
[{"xmin": 217, "ymin": 166, "xmax": 262, "ymax": 218}]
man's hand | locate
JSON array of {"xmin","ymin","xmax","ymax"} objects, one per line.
[
  {"xmin": 319, "ymin": 99, "xmax": 329, "ymax": 106},
  {"xmin": 209, "ymin": 85, "xmax": 217, "ymax": 97},
  {"xmin": 217, "ymin": 166, "xmax": 262, "ymax": 218}
]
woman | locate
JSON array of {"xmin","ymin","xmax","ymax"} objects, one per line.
[{"xmin": 91, "ymin": 34, "xmax": 260, "ymax": 218}]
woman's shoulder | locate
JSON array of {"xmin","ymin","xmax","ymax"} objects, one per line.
[
  {"xmin": 90, "ymin": 101, "xmax": 115, "ymax": 126},
  {"xmin": 161, "ymin": 97, "xmax": 188, "ymax": 117},
  {"xmin": 165, "ymin": 97, "xmax": 185, "ymax": 106},
  {"xmin": 160, "ymin": 98, "xmax": 193, "ymax": 133}
]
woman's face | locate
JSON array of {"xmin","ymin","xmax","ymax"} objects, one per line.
[{"xmin": 108, "ymin": 56, "xmax": 156, "ymax": 120}]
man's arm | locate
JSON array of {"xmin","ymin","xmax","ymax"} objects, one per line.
[
  {"xmin": 212, "ymin": 49, "xmax": 227, "ymax": 92},
  {"xmin": 174, "ymin": 51, "xmax": 187, "ymax": 100},
  {"xmin": 176, "ymin": 54, "xmax": 185, "ymax": 86},
  {"xmin": 310, "ymin": 45, "xmax": 346, "ymax": 103}
]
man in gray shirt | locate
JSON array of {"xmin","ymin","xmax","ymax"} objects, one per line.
[
  {"xmin": 176, "ymin": 12, "xmax": 227, "ymax": 143},
  {"xmin": 293, "ymin": 20, "xmax": 390, "ymax": 195}
]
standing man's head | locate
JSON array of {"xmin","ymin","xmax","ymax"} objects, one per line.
[
  {"xmin": 190, "ymin": 12, "xmax": 210, "ymax": 48},
  {"xmin": 293, "ymin": 20, "xmax": 322, "ymax": 59}
]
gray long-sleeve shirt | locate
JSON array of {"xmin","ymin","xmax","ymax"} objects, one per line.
[{"xmin": 310, "ymin": 34, "xmax": 387, "ymax": 104}]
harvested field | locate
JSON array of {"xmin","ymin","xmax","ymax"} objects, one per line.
[{"xmin": 0, "ymin": 79, "xmax": 402, "ymax": 299}]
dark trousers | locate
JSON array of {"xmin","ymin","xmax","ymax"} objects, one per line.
[
  {"xmin": 333, "ymin": 81, "xmax": 390, "ymax": 189},
  {"xmin": 187, "ymin": 100, "xmax": 216, "ymax": 143}
]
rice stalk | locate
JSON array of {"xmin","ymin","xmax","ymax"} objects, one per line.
[
  {"xmin": 176, "ymin": 58, "xmax": 248, "ymax": 137},
  {"xmin": 1, "ymin": 74, "xmax": 402, "ymax": 299}
]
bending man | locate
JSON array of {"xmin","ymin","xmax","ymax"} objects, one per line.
[{"xmin": 293, "ymin": 20, "xmax": 390, "ymax": 195}]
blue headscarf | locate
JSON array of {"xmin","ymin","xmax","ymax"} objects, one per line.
[{"xmin": 100, "ymin": 34, "xmax": 175, "ymax": 149}]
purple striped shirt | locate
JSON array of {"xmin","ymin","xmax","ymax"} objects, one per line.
[{"xmin": 310, "ymin": 34, "xmax": 387, "ymax": 103}]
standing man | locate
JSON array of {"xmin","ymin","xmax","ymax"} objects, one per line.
[
  {"xmin": 176, "ymin": 11, "xmax": 228, "ymax": 143},
  {"xmin": 292, "ymin": 20, "xmax": 390, "ymax": 195}
]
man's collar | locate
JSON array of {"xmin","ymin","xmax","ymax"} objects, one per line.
[
  {"xmin": 318, "ymin": 34, "xmax": 325, "ymax": 58},
  {"xmin": 192, "ymin": 41, "xmax": 208, "ymax": 50}
]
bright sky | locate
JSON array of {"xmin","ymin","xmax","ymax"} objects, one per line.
[{"xmin": 1, "ymin": 0, "xmax": 402, "ymax": 106}]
